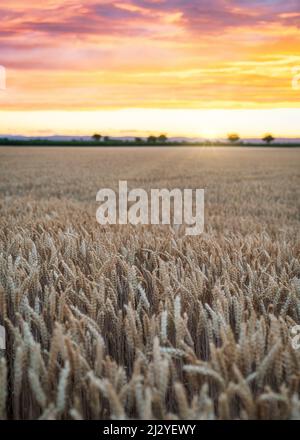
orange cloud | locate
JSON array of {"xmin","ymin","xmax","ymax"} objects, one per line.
[{"xmin": 0, "ymin": 0, "xmax": 299, "ymax": 127}]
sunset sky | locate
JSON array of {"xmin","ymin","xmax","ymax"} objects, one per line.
[{"xmin": 0, "ymin": 0, "xmax": 299, "ymax": 137}]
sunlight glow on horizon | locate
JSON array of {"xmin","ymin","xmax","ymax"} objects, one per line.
[{"xmin": 1, "ymin": 108, "xmax": 299, "ymax": 138}]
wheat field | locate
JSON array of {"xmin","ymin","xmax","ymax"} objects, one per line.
[{"xmin": 0, "ymin": 146, "xmax": 300, "ymax": 420}]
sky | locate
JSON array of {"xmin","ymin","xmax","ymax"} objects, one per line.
[{"xmin": 0, "ymin": 0, "xmax": 299, "ymax": 138}]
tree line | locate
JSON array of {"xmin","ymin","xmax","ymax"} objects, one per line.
[
  {"xmin": 92, "ymin": 134, "xmax": 168, "ymax": 144},
  {"xmin": 93, "ymin": 133, "xmax": 276, "ymax": 144},
  {"xmin": 227, "ymin": 133, "xmax": 275, "ymax": 144}
]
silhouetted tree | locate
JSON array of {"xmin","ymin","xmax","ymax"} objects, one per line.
[
  {"xmin": 158, "ymin": 134, "xmax": 168, "ymax": 144},
  {"xmin": 104, "ymin": 136, "xmax": 110, "ymax": 142},
  {"xmin": 262, "ymin": 134, "xmax": 275, "ymax": 144},
  {"xmin": 227, "ymin": 133, "xmax": 240, "ymax": 144},
  {"xmin": 92, "ymin": 134, "xmax": 102, "ymax": 142},
  {"xmin": 147, "ymin": 136, "xmax": 157, "ymax": 144},
  {"xmin": 135, "ymin": 137, "xmax": 142, "ymax": 143}
]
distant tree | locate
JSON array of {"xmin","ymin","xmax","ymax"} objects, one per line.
[
  {"xmin": 104, "ymin": 136, "xmax": 110, "ymax": 142},
  {"xmin": 92, "ymin": 134, "xmax": 102, "ymax": 142},
  {"xmin": 147, "ymin": 136, "xmax": 157, "ymax": 144},
  {"xmin": 135, "ymin": 137, "xmax": 142, "ymax": 143},
  {"xmin": 158, "ymin": 134, "xmax": 168, "ymax": 144},
  {"xmin": 262, "ymin": 134, "xmax": 275, "ymax": 144},
  {"xmin": 227, "ymin": 133, "xmax": 240, "ymax": 144}
]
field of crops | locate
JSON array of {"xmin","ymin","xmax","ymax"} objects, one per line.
[{"xmin": 0, "ymin": 146, "xmax": 300, "ymax": 420}]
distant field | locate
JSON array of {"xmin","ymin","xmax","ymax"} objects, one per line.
[{"xmin": 0, "ymin": 147, "xmax": 300, "ymax": 420}]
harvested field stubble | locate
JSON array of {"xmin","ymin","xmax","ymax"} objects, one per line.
[{"xmin": 0, "ymin": 146, "xmax": 300, "ymax": 420}]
